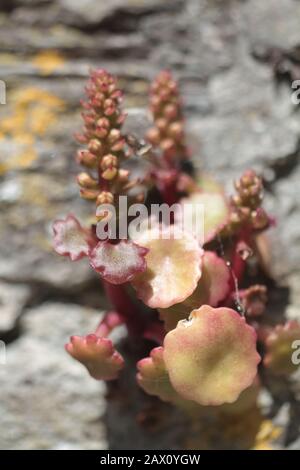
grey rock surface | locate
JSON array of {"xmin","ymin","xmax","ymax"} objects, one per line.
[
  {"xmin": 0, "ymin": 282, "xmax": 30, "ymax": 333},
  {"xmin": 0, "ymin": 0, "xmax": 300, "ymax": 450},
  {"xmin": 0, "ymin": 303, "xmax": 107, "ymax": 450}
]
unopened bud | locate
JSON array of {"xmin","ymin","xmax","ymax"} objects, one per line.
[
  {"xmin": 80, "ymin": 188, "xmax": 99, "ymax": 200},
  {"xmin": 77, "ymin": 172, "xmax": 98, "ymax": 189},
  {"xmin": 230, "ymin": 212, "xmax": 240, "ymax": 224},
  {"xmin": 95, "ymin": 127, "xmax": 108, "ymax": 139},
  {"xmin": 241, "ymin": 169, "xmax": 257, "ymax": 185},
  {"xmin": 156, "ymin": 118, "xmax": 168, "ymax": 132},
  {"xmin": 116, "ymin": 113, "xmax": 127, "ymax": 125},
  {"xmin": 168, "ymin": 122, "xmax": 183, "ymax": 140},
  {"xmin": 104, "ymin": 106, "xmax": 116, "ymax": 117},
  {"xmin": 97, "ymin": 117, "xmax": 110, "ymax": 129},
  {"xmin": 164, "ymin": 103, "xmax": 178, "ymax": 120},
  {"xmin": 96, "ymin": 191, "xmax": 114, "ymax": 205},
  {"xmin": 108, "ymin": 129, "xmax": 121, "ymax": 143},
  {"xmin": 88, "ymin": 139, "xmax": 102, "ymax": 154},
  {"xmin": 95, "ymin": 92, "xmax": 105, "ymax": 103},
  {"xmin": 146, "ymin": 127, "xmax": 161, "ymax": 145},
  {"xmin": 239, "ymin": 207, "xmax": 251, "ymax": 219},
  {"xmin": 232, "ymin": 195, "xmax": 242, "ymax": 207},
  {"xmin": 102, "ymin": 167, "xmax": 118, "ymax": 180},
  {"xmin": 77, "ymin": 150, "xmax": 97, "ymax": 168},
  {"xmin": 104, "ymin": 99, "xmax": 114, "ymax": 109},
  {"xmin": 251, "ymin": 208, "xmax": 269, "ymax": 230},
  {"xmin": 82, "ymin": 113, "xmax": 94, "ymax": 126},
  {"xmin": 160, "ymin": 138, "xmax": 175, "ymax": 153},
  {"xmin": 150, "ymin": 95, "xmax": 161, "ymax": 109},
  {"xmin": 74, "ymin": 133, "xmax": 87, "ymax": 144},
  {"xmin": 111, "ymin": 139, "xmax": 125, "ymax": 152},
  {"xmin": 101, "ymin": 154, "xmax": 118, "ymax": 170}
]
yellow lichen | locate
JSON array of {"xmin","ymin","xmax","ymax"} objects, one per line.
[
  {"xmin": 0, "ymin": 86, "xmax": 65, "ymax": 174},
  {"xmin": 252, "ymin": 420, "xmax": 282, "ymax": 450},
  {"xmin": 32, "ymin": 50, "xmax": 65, "ymax": 76}
]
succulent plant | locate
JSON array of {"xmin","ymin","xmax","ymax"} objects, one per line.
[{"xmin": 53, "ymin": 69, "xmax": 300, "ymax": 416}]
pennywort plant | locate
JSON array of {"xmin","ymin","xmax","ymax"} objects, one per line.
[{"xmin": 53, "ymin": 69, "xmax": 300, "ymax": 410}]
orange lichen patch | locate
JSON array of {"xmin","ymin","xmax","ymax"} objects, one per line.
[
  {"xmin": 0, "ymin": 87, "xmax": 65, "ymax": 173},
  {"xmin": 32, "ymin": 50, "xmax": 65, "ymax": 76},
  {"xmin": 252, "ymin": 420, "xmax": 282, "ymax": 450},
  {"xmin": 9, "ymin": 147, "xmax": 38, "ymax": 170}
]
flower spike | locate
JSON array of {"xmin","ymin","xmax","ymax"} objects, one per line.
[{"xmin": 146, "ymin": 70, "xmax": 188, "ymax": 163}]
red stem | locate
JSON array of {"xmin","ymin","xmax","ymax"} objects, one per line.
[
  {"xmin": 228, "ymin": 227, "xmax": 252, "ymax": 292},
  {"xmin": 95, "ymin": 310, "xmax": 124, "ymax": 337},
  {"xmin": 103, "ymin": 281, "xmax": 145, "ymax": 337}
]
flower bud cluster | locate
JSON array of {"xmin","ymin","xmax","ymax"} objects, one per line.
[
  {"xmin": 230, "ymin": 170, "xmax": 269, "ymax": 230},
  {"xmin": 75, "ymin": 69, "xmax": 132, "ymax": 209},
  {"xmin": 146, "ymin": 70, "xmax": 188, "ymax": 163}
]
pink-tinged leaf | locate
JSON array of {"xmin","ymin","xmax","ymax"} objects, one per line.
[
  {"xmin": 137, "ymin": 347, "xmax": 183, "ymax": 404},
  {"xmin": 264, "ymin": 321, "xmax": 300, "ymax": 375},
  {"xmin": 163, "ymin": 305, "xmax": 261, "ymax": 406},
  {"xmin": 238, "ymin": 285, "xmax": 268, "ymax": 318},
  {"xmin": 197, "ymin": 174, "xmax": 225, "ymax": 194},
  {"xmin": 53, "ymin": 214, "xmax": 92, "ymax": 261},
  {"xmin": 159, "ymin": 251, "xmax": 230, "ymax": 331},
  {"xmin": 176, "ymin": 191, "xmax": 230, "ymax": 244},
  {"xmin": 65, "ymin": 334, "xmax": 124, "ymax": 381},
  {"xmin": 89, "ymin": 240, "xmax": 148, "ymax": 285},
  {"xmin": 131, "ymin": 225, "xmax": 203, "ymax": 308}
]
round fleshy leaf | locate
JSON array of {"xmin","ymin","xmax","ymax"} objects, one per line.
[
  {"xmin": 177, "ymin": 192, "xmax": 230, "ymax": 244},
  {"xmin": 89, "ymin": 240, "xmax": 148, "ymax": 285},
  {"xmin": 163, "ymin": 305, "xmax": 261, "ymax": 406},
  {"xmin": 264, "ymin": 321, "xmax": 300, "ymax": 375},
  {"xmin": 197, "ymin": 174, "xmax": 225, "ymax": 194},
  {"xmin": 65, "ymin": 334, "xmax": 124, "ymax": 381},
  {"xmin": 159, "ymin": 251, "xmax": 230, "ymax": 331},
  {"xmin": 131, "ymin": 225, "xmax": 203, "ymax": 308},
  {"xmin": 53, "ymin": 214, "xmax": 92, "ymax": 261},
  {"xmin": 137, "ymin": 347, "xmax": 183, "ymax": 404}
]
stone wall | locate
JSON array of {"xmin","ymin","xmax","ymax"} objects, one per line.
[{"xmin": 0, "ymin": 0, "xmax": 300, "ymax": 449}]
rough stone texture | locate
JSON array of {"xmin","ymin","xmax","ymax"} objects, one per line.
[
  {"xmin": 0, "ymin": 281, "xmax": 30, "ymax": 333},
  {"xmin": 0, "ymin": 303, "xmax": 107, "ymax": 450},
  {"xmin": 0, "ymin": 0, "xmax": 300, "ymax": 450}
]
